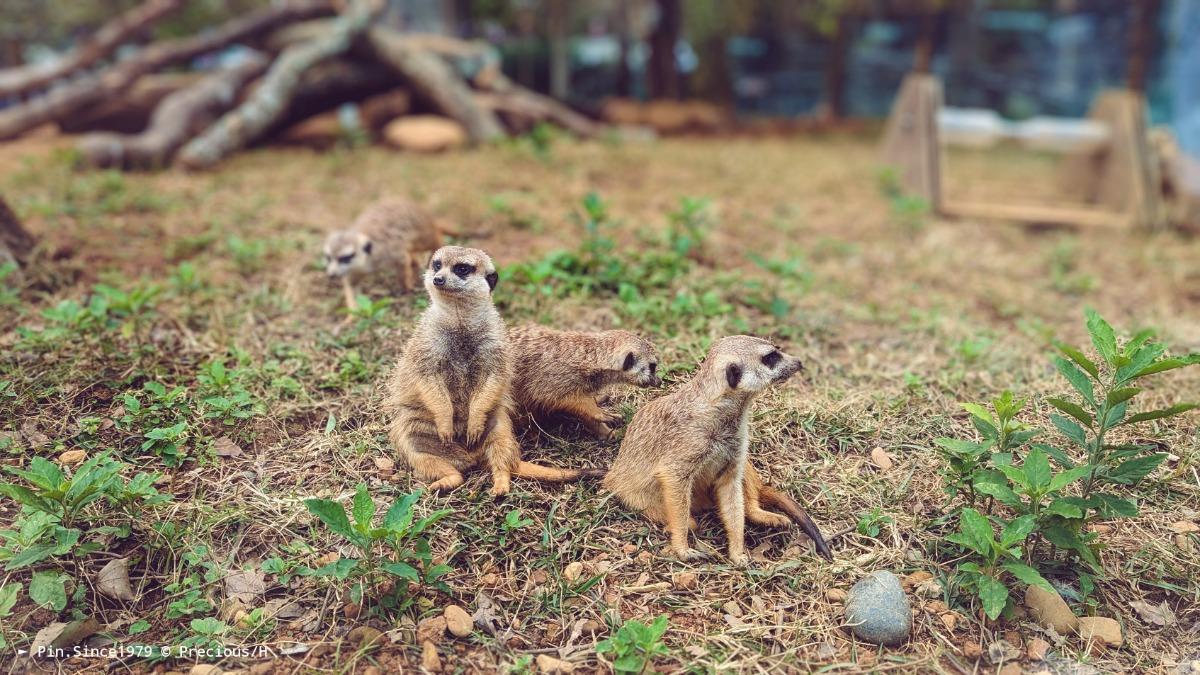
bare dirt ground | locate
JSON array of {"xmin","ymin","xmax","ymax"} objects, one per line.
[{"xmin": 0, "ymin": 132, "xmax": 1198, "ymax": 674}]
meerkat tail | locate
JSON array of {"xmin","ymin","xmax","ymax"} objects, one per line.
[
  {"xmin": 511, "ymin": 461, "xmax": 592, "ymax": 482},
  {"xmin": 758, "ymin": 486, "xmax": 833, "ymax": 560}
]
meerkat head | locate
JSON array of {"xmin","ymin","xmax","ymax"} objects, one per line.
[
  {"xmin": 425, "ymin": 245, "xmax": 498, "ymax": 303},
  {"xmin": 323, "ymin": 229, "xmax": 374, "ymax": 278},
  {"xmin": 702, "ymin": 335, "xmax": 803, "ymax": 398},
  {"xmin": 610, "ymin": 331, "xmax": 662, "ymax": 387}
]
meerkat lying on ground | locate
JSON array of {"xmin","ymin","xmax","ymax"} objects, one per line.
[
  {"xmin": 323, "ymin": 198, "xmax": 442, "ymax": 311},
  {"xmin": 604, "ymin": 335, "xmax": 832, "ymax": 564},
  {"xmin": 384, "ymin": 245, "xmax": 598, "ymax": 496},
  {"xmin": 507, "ymin": 325, "xmax": 662, "ymax": 439}
]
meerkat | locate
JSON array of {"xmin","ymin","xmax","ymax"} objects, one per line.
[
  {"xmin": 604, "ymin": 335, "xmax": 832, "ymax": 564},
  {"xmin": 383, "ymin": 245, "xmax": 597, "ymax": 496},
  {"xmin": 323, "ymin": 198, "xmax": 443, "ymax": 311},
  {"xmin": 507, "ymin": 325, "xmax": 662, "ymax": 439}
]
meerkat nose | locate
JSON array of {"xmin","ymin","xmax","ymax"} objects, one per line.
[{"xmin": 432, "ymin": 275, "xmax": 446, "ymax": 286}]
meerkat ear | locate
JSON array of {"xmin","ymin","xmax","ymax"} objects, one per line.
[
  {"xmin": 363, "ymin": 241, "xmax": 373, "ymax": 255},
  {"xmin": 622, "ymin": 352, "xmax": 636, "ymax": 370},
  {"xmin": 485, "ymin": 271, "xmax": 498, "ymax": 291},
  {"xmin": 725, "ymin": 363, "xmax": 742, "ymax": 389}
]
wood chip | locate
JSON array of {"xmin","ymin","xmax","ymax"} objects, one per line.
[{"xmin": 870, "ymin": 447, "xmax": 894, "ymax": 470}]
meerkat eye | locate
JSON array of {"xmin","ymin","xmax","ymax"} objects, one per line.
[
  {"xmin": 452, "ymin": 262, "xmax": 475, "ymax": 279},
  {"xmin": 622, "ymin": 352, "xmax": 636, "ymax": 370},
  {"xmin": 648, "ymin": 362, "xmax": 657, "ymax": 375},
  {"xmin": 432, "ymin": 259, "xmax": 442, "ymax": 271},
  {"xmin": 363, "ymin": 241, "xmax": 373, "ymax": 255},
  {"xmin": 337, "ymin": 253, "xmax": 355, "ymax": 265},
  {"xmin": 762, "ymin": 351, "xmax": 782, "ymax": 368}
]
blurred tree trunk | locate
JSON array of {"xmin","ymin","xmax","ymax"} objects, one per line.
[
  {"xmin": 1126, "ymin": 0, "xmax": 1160, "ymax": 93},
  {"xmin": 615, "ymin": 0, "xmax": 632, "ymax": 96},
  {"xmin": 913, "ymin": 10, "xmax": 934, "ymax": 73},
  {"xmin": 547, "ymin": 0, "xmax": 569, "ymax": 100},
  {"xmin": 648, "ymin": 0, "xmax": 681, "ymax": 99},
  {"xmin": 822, "ymin": 14, "xmax": 848, "ymax": 120}
]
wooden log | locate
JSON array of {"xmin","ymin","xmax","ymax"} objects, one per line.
[
  {"xmin": 363, "ymin": 26, "xmax": 505, "ymax": 144},
  {"xmin": 0, "ymin": 1, "xmax": 334, "ymax": 141},
  {"xmin": 0, "ymin": 0, "xmax": 185, "ymax": 99},
  {"xmin": 268, "ymin": 59, "xmax": 395, "ymax": 137},
  {"xmin": 77, "ymin": 53, "xmax": 270, "ymax": 170},
  {"xmin": 0, "ymin": 196, "xmax": 35, "ymax": 269},
  {"xmin": 176, "ymin": 1, "xmax": 380, "ymax": 169},
  {"xmin": 58, "ymin": 73, "xmax": 205, "ymax": 134}
]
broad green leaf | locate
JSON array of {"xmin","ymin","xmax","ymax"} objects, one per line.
[
  {"xmin": 1124, "ymin": 328, "xmax": 1156, "ymax": 356},
  {"xmin": 7, "ymin": 457, "xmax": 64, "ymax": 492},
  {"xmin": 1023, "ymin": 448, "xmax": 1052, "ymax": 491},
  {"xmin": 0, "ymin": 483, "xmax": 57, "ymax": 514},
  {"xmin": 303, "ymin": 498, "xmax": 356, "ymax": 541},
  {"xmin": 1000, "ymin": 515, "xmax": 1037, "ymax": 548},
  {"xmin": 958, "ymin": 508, "xmax": 995, "ymax": 556},
  {"xmin": 1106, "ymin": 387, "xmax": 1141, "ymax": 406},
  {"xmin": 1050, "ymin": 414, "xmax": 1088, "ymax": 448},
  {"xmin": 0, "ymin": 582, "xmax": 20, "ymax": 616},
  {"xmin": 1085, "ymin": 310, "xmax": 1118, "ymax": 366},
  {"xmin": 29, "ymin": 571, "xmax": 67, "ymax": 612},
  {"xmin": 1121, "ymin": 403, "xmax": 1198, "ymax": 426},
  {"xmin": 997, "ymin": 463, "xmax": 1030, "ymax": 490},
  {"xmin": 1132, "ymin": 355, "xmax": 1200, "ymax": 379},
  {"xmin": 1053, "ymin": 357, "xmax": 1096, "ymax": 407},
  {"xmin": 961, "ymin": 403, "xmax": 995, "ymax": 425},
  {"xmin": 1115, "ymin": 342, "xmax": 1166, "ymax": 382},
  {"xmin": 381, "ymin": 562, "xmax": 420, "ymax": 582},
  {"xmin": 1103, "ymin": 402, "xmax": 1127, "ymax": 426},
  {"xmin": 1106, "ymin": 454, "xmax": 1167, "ymax": 485},
  {"xmin": 976, "ymin": 574, "xmax": 1009, "ymax": 620},
  {"xmin": 648, "ymin": 614, "xmax": 669, "ymax": 639},
  {"xmin": 5, "ymin": 544, "xmax": 58, "ymax": 570},
  {"xmin": 1001, "ymin": 562, "xmax": 1055, "ymax": 594},
  {"xmin": 1057, "ymin": 343, "xmax": 1099, "ymax": 379},
  {"xmin": 383, "ymin": 491, "xmax": 422, "ymax": 534},
  {"xmin": 972, "ymin": 477, "xmax": 1022, "ymax": 508},
  {"xmin": 1046, "ymin": 398, "xmax": 1092, "ymax": 427},
  {"xmin": 1034, "ymin": 443, "xmax": 1076, "ymax": 469},
  {"xmin": 1007, "ymin": 429, "xmax": 1042, "ymax": 446},
  {"xmin": 1047, "ymin": 466, "xmax": 1093, "ymax": 492},
  {"xmin": 351, "ymin": 484, "xmax": 375, "ymax": 532},
  {"xmin": 309, "ymin": 558, "xmax": 358, "ymax": 579},
  {"xmin": 1043, "ymin": 499, "xmax": 1084, "ymax": 519},
  {"xmin": 1089, "ymin": 493, "xmax": 1139, "ymax": 518}
]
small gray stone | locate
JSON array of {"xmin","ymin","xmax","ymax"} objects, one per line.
[{"xmin": 844, "ymin": 571, "xmax": 911, "ymax": 646}]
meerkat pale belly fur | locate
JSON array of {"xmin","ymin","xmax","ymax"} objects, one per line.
[
  {"xmin": 323, "ymin": 198, "xmax": 442, "ymax": 311},
  {"xmin": 604, "ymin": 335, "xmax": 832, "ymax": 564},
  {"xmin": 384, "ymin": 245, "xmax": 596, "ymax": 496},
  {"xmin": 508, "ymin": 325, "xmax": 661, "ymax": 438}
]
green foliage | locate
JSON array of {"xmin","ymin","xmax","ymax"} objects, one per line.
[
  {"xmin": 302, "ymin": 485, "xmax": 451, "ymax": 615},
  {"xmin": 876, "ymin": 167, "xmax": 930, "ymax": 231},
  {"xmin": 855, "ymin": 507, "xmax": 894, "ymax": 538},
  {"xmin": 0, "ymin": 581, "xmax": 20, "ymax": 648},
  {"xmin": 597, "ymin": 615, "xmax": 671, "ymax": 674},
  {"xmin": 0, "ymin": 262, "xmax": 20, "ymax": 308},
  {"xmin": 934, "ymin": 310, "xmax": 1199, "ymax": 619}
]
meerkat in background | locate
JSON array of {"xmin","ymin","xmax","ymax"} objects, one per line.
[
  {"xmin": 604, "ymin": 335, "xmax": 832, "ymax": 564},
  {"xmin": 323, "ymin": 198, "xmax": 442, "ymax": 311},
  {"xmin": 384, "ymin": 245, "xmax": 597, "ymax": 496},
  {"xmin": 507, "ymin": 325, "xmax": 662, "ymax": 439}
]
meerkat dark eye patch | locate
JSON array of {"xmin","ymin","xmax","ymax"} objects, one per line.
[
  {"xmin": 337, "ymin": 253, "xmax": 355, "ymax": 265},
  {"xmin": 431, "ymin": 259, "xmax": 442, "ymax": 271},
  {"xmin": 762, "ymin": 350, "xmax": 782, "ymax": 368},
  {"xmin": 485, "ymin": 271, "xmax": 498, "ymax": 291},
  {"xmin": 622, "ymin": 352, "xmax": 636, "ymax": 370},
  {"xmin": 649, "ymin": 362, "xmax": 657, "ymax": 375},
  {"xmin": 725, "ymin": 363, "xmax": 742, "ymax": 389},
  {"xmin": 452, "ymin": 263, "xmax": 475, "ymax": 279},
  {"xmin": 363, "ymin": 241, "xmax": 373, "ymax": 255}
]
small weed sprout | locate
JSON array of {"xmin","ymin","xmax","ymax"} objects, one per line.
[{"xmin": 597, "ymin": 615, "xmax": 671, "ymax": 674}]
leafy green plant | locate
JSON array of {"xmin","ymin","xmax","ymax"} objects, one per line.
[
  {"xmin": 303, "ymin": 485, "xmax": 451, "ymax": 614},
  {"xmin": 195, "ymin": 358, "xmax": 261, "ymax": 425},
  {"xmin": 877, "ymin": 167, "xmax": 929, "ymax": 231},
  {"xmin": 597, "ymin": 615, "xmax": 670, "ymax": 674},
  {"xmin": 665, "ymin": 196, "xmax": 711, "ymax": 259},
  {"xmin": 499, "ymin": 509, "xmax": 533, "ymax": 547},
  {"xmin": 948, "ymin": 509, "xmax": 1052, "ymax": 620},
  {"xmin": 0, "ymin": 582, "xmax": 20, "ymax": 648},
  {"xmin": 0, "ymin": 262, "xmax": 20, "ymax": 307},
  {"xmin": 855, "ymin": 507, "xmax": 894, "ymax": 539}
]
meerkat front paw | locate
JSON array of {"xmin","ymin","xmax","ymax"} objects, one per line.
[
  {"xmin": 428, "ymin": 473, "xmax": 464, "ymax": 492},
  {"xmin": 592, "ymin": 422, "xmax": 616, "ymax": 441},
  {"xmin": 675, "ymin": 547, "xmax": 710, "ymax": 562},
  {"xmin": 601, "ymin": 411, "xmax": 625, "ymax": 427},
  {"xmin": 466, "ymin": 418, "xmax": 487, "ymax": 447},
  {"xmin": 489, "ymin": 470, "xmax": 511, "ymax": 497},
  {"xmin": 727, "ymin": 551, "xmax": 750, "ymax": 567}
]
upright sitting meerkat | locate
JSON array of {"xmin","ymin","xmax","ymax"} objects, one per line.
[
  {"xmin": 604, "ymin": 336, "xmax": 832, "ymax": 564},
  {"xmin": 323, "ymin": 198, "xmax": 442, "ymax": 311},
  {"xmin": 507, "ymin": 325, "xmax": 662, "ymax": 439},
  {"xmin": 384, "ymin": 245, "xmax": 596, "ymax": 495}
]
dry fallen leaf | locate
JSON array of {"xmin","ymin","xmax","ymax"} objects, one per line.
[
  {"xmin": 1129, "ymin": 599, "xmax": 1176, "ymax": 627},
  {"xmin": 31, "ymin": 617, "xmax": 100, "ymax": 654},
  {"xmin": 96, "ymin": 557, "xmax": 136, "ymax": 602},
  {"xmin": 224, "ymin": 569, "xmax": 265, "ymax": 604},
  {"xmin": 58, "ymin": 450, "xmax": 87, "ymax": 466},
  {"xmin": 1170, "ymin": 521, "xmax": 1199, "ymax": 534},
  {"xmin": 212, "ymin": 436, "xmax": 244, "ymax": 457},
  {"xmin": 870, "ymin": 447, "xmax": 894, "ymax": 470}
]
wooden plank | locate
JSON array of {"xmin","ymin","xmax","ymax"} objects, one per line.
[
  {"xmin": 942, "ymin": 200, "xmax": 1132, "ymax": 228},
  {"xmin": 880, "ymin": 72, "xmax": 942, "ymax": 209}
]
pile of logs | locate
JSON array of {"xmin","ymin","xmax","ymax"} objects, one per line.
[{"xmin": 0, "ymin": 0, "xmax": 603, "ymax": 170}]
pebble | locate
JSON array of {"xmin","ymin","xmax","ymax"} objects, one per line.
[
  {"xmin": 562, "ymin": 561, "xmax": 584, "ymax": 583},
  {"xmin": 417, "ymin": 615, "xmax": 447, "ymax": 643},
  {"xmin": 1025, "ymin": 585, "xmax": 1079, "ymax": 633},
  {"xmin": 1027, "ymin": 637, "xmax": 1051, "ymax": 661},
  {"xmin": 674, "ymin": 572, "xmax": 698, "ymax": 590},
  {"xmin": 421, "ymin": 640, "xmax": 442, "ymax": 672},
  {"xmin": 1076, "ymin": 616, "xmax": 1123, "ymax": 647},
  {"xmin": 825, "ymin": 588, "xmax": 848, "ymax": 603},
  {"xmin": 870, "ymin": 447, "xmax": 894, "ymax": 470},
  {"xmin": 444, "ymin": 605, "xmax": 473, "ymax": 637},
  {"xmin": 536, "ymin": 654, "xmax": 575, "ymax": 673},
  {"xmin": 58, "ymin": 449, "xmax": 87, "ymax": 466},
  {"xmin": 844, "ymin": 571, "xmax": 911, "ymax": 646}
]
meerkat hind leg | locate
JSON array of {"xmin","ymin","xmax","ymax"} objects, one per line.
[
  {"xmin": 744, "ymin": 471, "xmax": 790, "ymax": 528},
  {"xmin": 408, "ymin": 452, "xmax": 464, "ymax": 492},
  {"xmin": 656, "ymin": 473, "xmax": 706, "ymax": 561},
  {"xmin": 714, "ymin": 468, "xmax": 748, "ymax": 565}
]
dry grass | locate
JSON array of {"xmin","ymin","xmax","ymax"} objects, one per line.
[{"xmin": 0, "ymin": 131, "xmax": 1198, "ymax": 674}]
